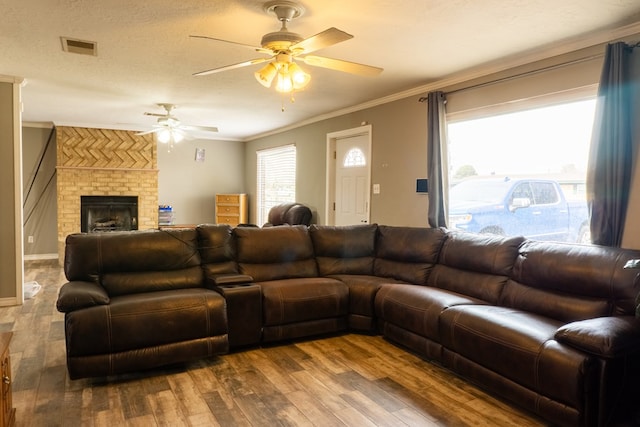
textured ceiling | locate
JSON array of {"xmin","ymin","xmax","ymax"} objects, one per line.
[{"xmin": 3, "ymin": 0, "xmax": 640, "ymax": 141}]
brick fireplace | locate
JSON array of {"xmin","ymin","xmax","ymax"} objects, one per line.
[{"xmin": 56, "ymin": 126, "xmax": 159, "ymax": 262}]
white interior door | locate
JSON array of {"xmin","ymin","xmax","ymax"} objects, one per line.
[{"xmin": 335, "ymin": 134, "xmax": 371, "ymax": 226}]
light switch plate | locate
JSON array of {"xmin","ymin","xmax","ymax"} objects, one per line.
[{"xmin": 373, "ymin": 184, "xmax": 380, "ymax": 194}]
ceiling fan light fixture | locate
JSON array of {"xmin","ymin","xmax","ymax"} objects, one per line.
[
  {"xmin": 275, "ymin": 73, "xmax": 291, "ymax": 93},
  {"xmin": 157, "ymin": 128, "xmax": 171, "ymax": 144},
  {"xmin": 274, "ymin": 62, "xmax": 310, "ymax": 93},
  {"xmin": 172, "ymin": 130, "xmax": 185, "ymax": 143},
  {"xmin": 288, "ymin": 62, "xmax": 310, "ymax": 89},
  {"xmin": 255, "ymin": 62, "xmax": 278, "ymax": 87},
  {"xmin": 157, "ymin": 127, "xmax": 184, "ymax": 145}
]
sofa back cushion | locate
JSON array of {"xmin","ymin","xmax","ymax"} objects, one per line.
[
  {"xmin": 503, "ymin": 240, "xmax": 640, "ymax": 321},
  {"xmin": 309, "ymin": 224, "xmax": 377, "ymax": 276},
  {"xmin": 429, "ymin": 231, "xmax": 525, "ymax": 304},
  {"xmin": 374, "ymin": 226, "xmax": 447, "ymax": 284},
  {"xmin": 64, "ymin": 228, "xmax": 202, "ymax": 296},
  {"xmin": 234, "ymin": 225, "xmax": 318, "ymax": 281},
  {"xmin": 197, "ymin": 224, "xmax": 239, "ymax": 276}
]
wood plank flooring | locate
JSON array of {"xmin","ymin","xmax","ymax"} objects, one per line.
[{"xmin": 1, "ymin": 260, "xmax": 547, "ymax": 426}]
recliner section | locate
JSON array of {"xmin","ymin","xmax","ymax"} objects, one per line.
[
  {"xmin": 233, "ymin": 225, "xmax": 350, "ymax": 342},
  {"xmin": 263, "ymin": 202, "xmax": 312, "ymax": 226},
  {"xmin": 58, "ymin": 229, "xmax": 230, "ymax": 380}
]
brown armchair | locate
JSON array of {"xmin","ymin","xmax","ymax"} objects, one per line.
[{"xmin": 264, "ymin": 203, "xmax": 312, "ymax": 227}]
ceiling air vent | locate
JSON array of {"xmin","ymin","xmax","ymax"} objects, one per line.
[{"xmin": 61, "ymin": 37, "xmax": 97, "ymax": 56}]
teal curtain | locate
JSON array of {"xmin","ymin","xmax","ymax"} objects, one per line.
[
  {"xmin": 587, "ymin": 42, "xmax": 640, "ymax": 247},
  {"xmin": 427, "ymin": 91, "xmax": 448, "ymax": 228}
]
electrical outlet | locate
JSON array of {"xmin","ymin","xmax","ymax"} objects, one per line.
[
  {"xmin": 373, "ymin": 184, "xmax": 380, "ymax": 194},
  {"xmin": 27, "ymin": 235, "xmax": 34, "ymax": 243}
]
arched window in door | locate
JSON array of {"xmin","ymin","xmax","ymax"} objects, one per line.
[{"xmin": 343, "ymin": 147, "xmax": 366, "ymax": 167}]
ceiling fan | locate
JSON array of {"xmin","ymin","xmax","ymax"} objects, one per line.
[
  {"xmin": 136, "ymin": 103, "xmax": 219, "ymax": 151},
  {"xmin": 191, "ymin": 0, "xmax": 383, "ymax": 94}
]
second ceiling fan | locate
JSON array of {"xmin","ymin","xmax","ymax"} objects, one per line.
[
  {"xmin": 191, "ymin": 0, "xmax": 383, "ymax": 93},
  {"xmin": 137, "ymin": 103, "xmax": 219, "ymax": 151}
]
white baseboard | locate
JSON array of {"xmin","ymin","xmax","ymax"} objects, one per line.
[
  {"xmin": 24, "ymin": 253, "xmax": 59, "ymax": 261},
  {"xmin": 0, "ymin": 297, "xmax": 19, "ymax": 307}
]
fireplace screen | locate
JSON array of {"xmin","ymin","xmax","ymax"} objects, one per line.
[{"xmin": 81, "ymin": 196, "xmax": 138, "ymax": 233}]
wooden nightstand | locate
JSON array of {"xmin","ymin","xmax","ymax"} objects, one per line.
[{"xmin": 0, "ymin": 333, "xmax": 14, "ymax": 427}]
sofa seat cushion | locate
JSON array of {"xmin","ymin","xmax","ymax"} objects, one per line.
[
  {"xmin": 375, "ymin": 284, "xmax": 486, "ymax": 341},
  {"xmin": 328, "ymin": 274, "xmax": 406, "ymax": 317},
  {"xmin": 65, "ymin": 288, "xmax": 228, "ymax": 357},
  {"xmin": 439, "ymin": 305, "xmax": 595, "ymax": 408},
  {"xmin": 259, "ymin": 278, "xmax": 348, "ymax": 326}
]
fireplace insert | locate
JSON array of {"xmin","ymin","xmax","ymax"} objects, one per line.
[{"xmin": 80, "ymin": 196, "xmax": 138, "ymax": 233}]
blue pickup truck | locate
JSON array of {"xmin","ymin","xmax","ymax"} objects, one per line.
[{"xmin": 448, "ymin": 177, "xmax": 590, "ymax": 243}]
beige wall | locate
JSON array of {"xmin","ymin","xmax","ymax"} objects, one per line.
[
  {"xmin": 158, "ymin": 138, "xmax": 245, "ymax": 225},
  {"xmin": 0, "ymin": 79, "xmax": 22, "ymax": 303},
  {"xmin": 244, "ymin": 96, "xmax": 428, "ymax": 226},
  {"xmin": 23, "ymin": 126, "xmax": 57, "ymax": 257}
]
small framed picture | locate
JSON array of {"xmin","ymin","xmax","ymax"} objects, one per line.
[{"xmin": 195, "ymin": 148, "xmax": 205, "ymax": 162}]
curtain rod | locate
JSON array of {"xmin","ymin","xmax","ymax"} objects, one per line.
[{"xmin": 418, "ymin": 52, "xmax": 604, "ymax": 102}]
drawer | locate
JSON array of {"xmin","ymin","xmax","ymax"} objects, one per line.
[
  {"xmin": 216, "ymin": 194, "xmax": 241, "ymax": 204},
  {"xmin": 217, "ymin": 205, "xmax": 240, "ymax": 215},
  {"xmin": 217, "ymin": 215, "xmax": 240, "ymax": 225}
]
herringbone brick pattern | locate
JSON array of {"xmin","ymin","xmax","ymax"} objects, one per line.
[{"xmin": 57, "ymin": 126, "xmax": 155, "ymax": 169}]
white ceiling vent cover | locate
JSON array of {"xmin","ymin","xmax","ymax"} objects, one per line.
[{"xmin": 61, "ymin": 37, "xmax": 97, "ymax": 56}]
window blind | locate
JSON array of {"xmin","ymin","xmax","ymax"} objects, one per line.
[
  {"xmin": 444, "ymin": 45, "xmax": 604, "ymax": 122},
  {"xmin": 256, "ymin": 144, "xmax": 296, "ymax": 225}
]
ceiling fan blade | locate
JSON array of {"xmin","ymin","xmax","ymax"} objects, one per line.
[
  {"xmin": 136, "ymin": 128, "xmax": 161, "ymax": 136},
  {"xmin": 180, "ymin": 125, "xmax": 219, "ymax": 133},
  {"xmin": 302, "ymin": 55, "xmax": 383, "ymax": 77},
  {"xmin": 291, "ymin": 27, "xmax": 353, "ymax": 54},
  {"xmin": 193, "ymin": 57, "xmax": 271, "ymax": 77},
  {"xmin": 144, "ymin": 112, "xmax": 166, "ymax": 118},
  {"xmin": 189, "ymin": 35, "xmax": 271, "ymax": 54}
]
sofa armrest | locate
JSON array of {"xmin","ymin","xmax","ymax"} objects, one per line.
[
  {"xmin": 56, "ymin": 281, "xmax": 110, "ymax": 313},
  {"xmin": 205, "ymin": 274, "xmax": 254, "ymax": 288},
  {"xmin": 555, "ymin": 316, "xmax": 640, "ymax": 358}
]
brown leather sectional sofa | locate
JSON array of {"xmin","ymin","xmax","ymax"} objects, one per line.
[{"xmin": 56, "ymin": 223, "xmax": 640, "ymax": 426}]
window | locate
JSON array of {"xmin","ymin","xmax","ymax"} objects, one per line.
[
  {"xmin": 343, "ymin": 148, "xmax": 366, "ymax": 167},
  {"xmin": 447, "ymin": 98, "xmax": 596, "ymax": 243},
  {"xmin": 256, "ymin": 144, "xmax": 296, "ymax": 225}
]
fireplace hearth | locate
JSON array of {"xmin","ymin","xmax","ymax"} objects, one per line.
[{"xmin": 81, "ymin": 196, "xmax": 138, "ymax": 233}]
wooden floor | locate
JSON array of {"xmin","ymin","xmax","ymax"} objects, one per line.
[{"xmin": 1, "ymin": 260, "xmax": 547, "ymax": 426}]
